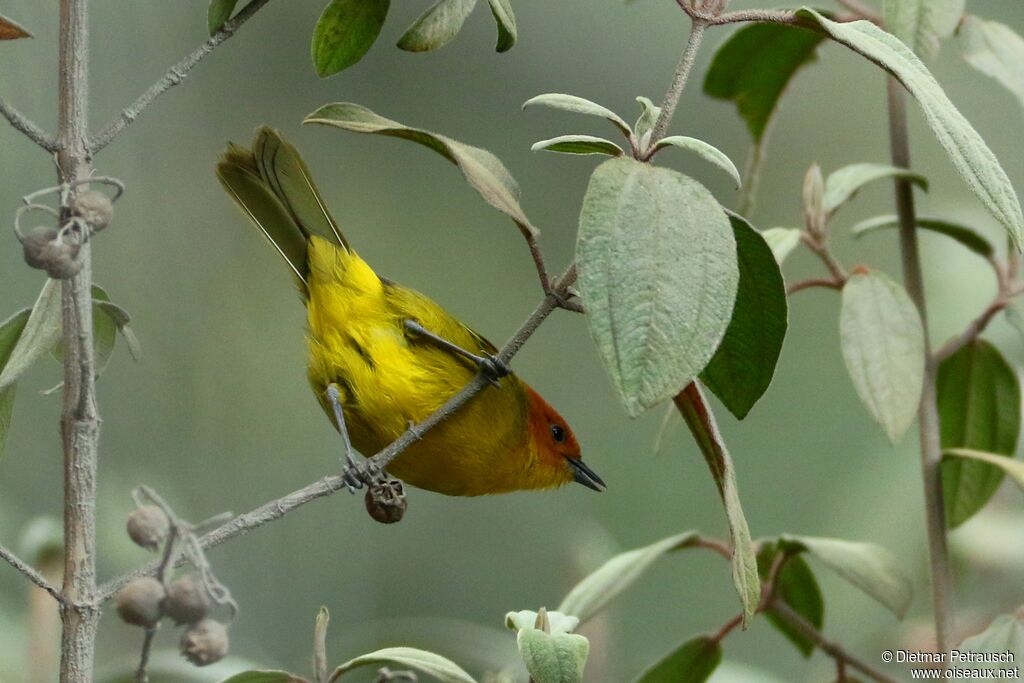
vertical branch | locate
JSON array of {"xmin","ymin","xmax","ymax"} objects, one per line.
[
  {"xmin": 57, "ymin": 0, "xmax": 100, "ymax": 681},
  {"xmin": 648, "ymin": 19, "xmax": 707, "ymax": 149},
  {"xmin": 886, "ymin": 77, "xmax": 954, "ymax": 653}
]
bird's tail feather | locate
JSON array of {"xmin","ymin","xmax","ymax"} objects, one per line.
[{"xmin": 216, "ymin": 128, "xmax": 348, "ymax": 288}]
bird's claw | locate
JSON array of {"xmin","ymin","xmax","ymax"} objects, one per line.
[
  {"xmin": 342, "ymin": 459, "xmax": 383, "ymax": 493},
  {"xmin": 480, "ymin": 356, "xmax": 510, "ymax": 387}
]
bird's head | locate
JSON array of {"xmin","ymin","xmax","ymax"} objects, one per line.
[{"xmin": 525, "ymin": 386, "xmax": 605, "ymax": 492}]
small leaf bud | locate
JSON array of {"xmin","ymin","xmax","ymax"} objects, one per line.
[
  {"xmin": 126, "ymin": 505, "xmax": 170, "ymax": 551},
  {"xmin": 115, "ymin": 577, "xmax": 166, "ymax": 627},
  {"xmin": 71, "ymin": 191, "xmax": 114, "ymax": 231},
  {"xmin": 165, "ymin": 573, "xmax": 212, "ymax": 625},
  {"xmin": 180, "ymin": 618, "xmax": 229, "ymax": 666},
  {"xmin": 364, "ymin": 479, "xmax": 407, "ymax": 524}
]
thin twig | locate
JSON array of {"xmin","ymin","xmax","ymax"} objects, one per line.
[
  {"xmin": 134, "ymin": 526, "xmax": 179, "ymax": 683},
  {"xmin": 89, "ymin": 0, "xmax": 273, "ymax": 153},
  {"xmin": 647, "ymin": 20, "xmax": 707, "ymax": 150},
  {"xmin": 0, "ymin": 97, "xmax": 59, "ymax": 152},
  {"xmin": 786, "ymin": 277, "xmax": 844, "ymax": 295},
  {"xmin": 692, "ymin": 535, "xmax": 732, "ymax": 560},
  {"xmin": 835, "ymin": 0, "xmax": 882, "ymax": 24},
  {"xmin": 0, "ymin": 544, "xmax": 65, "ymax": 604},
  {"xmin": 771, "ymin": 601, "xmax": 902, "ymax": 683},
  {"xmin": 933, "ymin": 298, "xmax": 1009, "ymax": 363},
  {"xmin": 887, "ymin": 77, "xmax": 954, "ymax": 655},
  {"xmin": 99, "ymin": 265, "xmax": 579, "ymax": 601}
]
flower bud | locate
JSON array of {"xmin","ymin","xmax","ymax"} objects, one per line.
[
  {"xmin": 364, "ymin": 479, "xmax": 407, "ymax": 524},
  {"xmin": 165, "ymin": 573, "xmax": 212, "ymax": 625},
  {"xmin": 71, "ymin": 191, "xmax": 114, "ymax": 231},
  {"xmin": 126, "ymin": 505, "xmax": 170, "ymax": 551},
  {"xmin": 115, "ymin": 577, "xmax": 166, "ymax": 627},
  {"xmin": 180, "ymin": 618, "xmax": 229, "ymax": 666},
  {"xmin": 20, "ymin": 226, "xmax": 60, "ymax": 271}
]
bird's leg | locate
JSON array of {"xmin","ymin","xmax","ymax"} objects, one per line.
[
  {"xmin": 403, "ymin": 320, "xmax": 509, "ymax": 386},
  {"xmin": 325, "ymin": 383, "xmax": 379, "ymax": 492}
]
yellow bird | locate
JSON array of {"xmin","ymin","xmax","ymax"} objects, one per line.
[{"xmin": 216, "ymin": 129, "xmax": 604, "ymax": 496}]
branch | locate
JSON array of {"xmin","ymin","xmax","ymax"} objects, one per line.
[
  {"xmin": 0, "ymin": 96, "xmax": 59, "ymax": 152},
  {"xmin": 786, "ymin": 277, "xmax": 844, "ymax": 295},
  {"xmin": 89, "ymin": 0, "xmax": 273, "ymax": 153},
  {"xmin": 99, "ymin": 265, "xmax": 578, "ymax": 601},
  {"xmin": 648, "ymin": 19, "xmax": 707, "ymax": 148},
  {"xmin": 771, "ymin": 600, "xmax": 902, "ymax": 683},
  {"xmin": 887, "ymin": 77, "xmax": 954, "ymax": 654},
  {"xmin": 0, "ymin": 544, "xmax": 65, "ymax": 604}
]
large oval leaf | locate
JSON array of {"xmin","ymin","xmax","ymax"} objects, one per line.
[
  {"xmin": 796, "ymin": 9, "xmax": 1024, "ymax": 250},
  {"xmin": 557, "ymin": 531, "xmax": 698, "ymax": 623},
  {"xmin": 397, "ymin": 0, "xmax": 477, "ymax": 53},
  {"xmin": 701, "ymin": 214, "xmax": 788, "ymax": 419},
  {"xmin": 329, "ymin": 647, "xmax": 475, "ymax": 683},
  {"xmin": 306, "ymin": 103, "xmax": 535, "ymax": 237},
  {"xmin": 634, "ymin": 635, "xmax": 721, "ymax": 683},
  {"xmin": 577, "ymin": 158, "xmax": 738, "ymax": 416},
  {"xmin": 703, "ymin": 22, "xmax": 826, "ymax": 143},
  {"xmin": 937, "ymin": 340, "xmax": 1021, "ymax": 528},
  {"xmin": 839, "ymin": 270, "xmax": 925, "ymax": 444},
  {"xmin": 311, "ymin": 0, "xmax": 390, "ymax": 77},
  {"xmin": 959, "ymin": 16, "xmax": 1024, "ymax": 113},
  {"xmin": 779, "ymin": 534, "xmax": 913, "ymax": 618}
]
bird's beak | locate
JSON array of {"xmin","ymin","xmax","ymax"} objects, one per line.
[{"xmin": 565, "ymin": 457, "xmax": 606, "ymax": 492}]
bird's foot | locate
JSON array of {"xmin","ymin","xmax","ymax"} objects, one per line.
[{"xmin": 341, "ymin": 458, "xmax": 383, "ymax": 493}]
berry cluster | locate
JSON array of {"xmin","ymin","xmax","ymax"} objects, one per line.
[{"xmin": 115, "ymin": 488, "xmax": 237, "ymax": 668}]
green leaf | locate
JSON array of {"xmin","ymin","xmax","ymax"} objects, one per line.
[
  {"xmin": 703, "ymin": 21, "xmax": 826, "ymax": 143},
  {"xmin": 944, "ymin": 449, "xmax": 1024, "ymax": 493},
  {"xmin": 778, "ymin": 535, "xmax": 913, "ymax": 618},
  {"xmin": 760, "ymin": 227, "xmax": 803, "ymax": 265},
  {"xmin": 314, "ymin": 607, "xmax": 329, "ymax": 683},
  {"xmin": 516, "ymin": 629, "xmax": 588, "ymax": 683},
  {"xmin": 839, "ymin": 270, "xmax": 925, "ymax": 443},
  {"xmin": 311, "ymin": 0, "xmax": 390, "ymax": 77},
  {"xmin": 958, "ymin": 613, "xmax": 1024, "ymax": 663},
  {"xmin": 937, "ymin": 340, "xmax": 1021, "ymax": 528},
  {"xmin": 306, "ymin": 103, "xmax": 535, "ymax": 237},
  {"xmin": 651, "ymin": 137, "xmax": 742, "ymax": 189},
  {"xmin": 633, "ymin": 96, "xmax": 661, "ymax": 143},
  {"xmin": 823, "ymin": 163, "xmax": 928, "ymax": 214},
  {"xmin": 883, "ymin": 0, "xmax": 964, "ymax": 61},
  {"xmin": 795, "ymin": 9, "xmax": 1024, "ymax": 250},
  {"xmin": 675, "ymin": 385, "xmax": 760, "ymax": 625},
  {"xmin": 95, "ymin": 301, "xmax": 142, "ymax": 361},
  {"xmin": 219, "ymin": 673, "xmax": 307, "ymax": 683},
  {"xmin": 0, "ymin": 308, "xmax": 30, "ymax": 459},
  {"xmin": 701, "ymin": 214, "xmax": 788, "ymax": 419},
  {"xmin": 523, "ymin": 94, "xmax": 632, "ymax": 140},
  {"xmin": 0, "ymin": 12, "xmax": 31, "ymax": 39},
  {"xmin": 531, "ymin": 135, "xmax": 623, "ymax": 157},
  {"xmin": 576, "ymin": 158, "xmax": 738, "ymax": 416},
  {"xmin": 329, "ymin": 647, "xmax": 475, "ymax": 683},
  {"xmin": 485, "ymin": 0, "xmax": 516, "ymax": 52},
  {"xmin": 397, "ymin": 0, "xmax": 477, "ymax": 52},
  {"xmin": 207, "ymin": 0, "xmax": 239, "ymax": 35},
  {"xmin": 506, "ymin": 610, "xmax": 579, "ymax": 635},
  {"xmin": 557, "ymin": 532, "xmax": 699, "ymax": 623},
  {"xmin": 634, "ymin": 635, "xmax": 722, "ymax": 683},
  {"xmin": 959, "ymin": 16, "xmax": 1024, "ymax": 113},
  {"xmin": 851, "ymin": 214, "xmax": 995, "ymax": 259},
  {"xmin": 0, "ymin": 385, "xmax": 15, "ymax": 459},
  {"xmin": 757, "ymin": 544, "xmax": 824, "ymax": 657},
  {"xmin": 0, "ymin": 281, "xmax": 62, "ymax": 392}
]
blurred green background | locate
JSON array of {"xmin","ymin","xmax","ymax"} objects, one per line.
[{"xmin": 2, "ymin": 0, "xmax": 1024, "ymax": 680}]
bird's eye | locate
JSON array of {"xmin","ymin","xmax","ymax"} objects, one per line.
[{"xmin": 550, "ymin": 424, "xmax": 566, "ymax": 443}]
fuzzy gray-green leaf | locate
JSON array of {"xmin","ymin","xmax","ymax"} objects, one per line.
[
  {"xmin": 311, "ymin": 0, "xmax": 390, "ymax": 77},
  {"xmin": 577, "ymin": 158, "xmax": 738, "ymax": 416},
  {"xmin": 839, "ymin": 270, "xmax": 925, "ymax": 443},
  {"xmin": 651, "ymin": 137, "xmax": 742, "ymax": 188},
  {"xmin": 634, "ymin": 635, "xmax": 721, "ymax": 683},
  {"xmin": 883, "ymin": 0, "xmax": 965, "ymax": 61},
  {"xmin": 486, "ymin": 0, "xmax": 516, "ymax": 52},
  {"xmin": 760, "ymin": 227, "xmax": 802, "ymax": 264},
  {"xmin": 517, "ymin": 629, "xmax": 588, "ymax": 683},
  {"xmin": 851, "ymin": 214, "xmax": 995, "ymax": 258},
  {"xmin": 523, "ymin": 94, "xmax": 632, "ymax": 139},
  {"xmin": 959, "ymin": 16, "xmax": 1024, "ymax": 113},
  {"xmin": 531, "ymin": 135, "xmax": 622, "ymax": 157},
  {"xmin": 329, "ymin": 647, "xmax": 475, "ymax": 683},
  {"xmin": 796, "ymin": 9, "xmax": 1024, "ymax": 250},
  {"xmin": 823, "ymin": 162, "xmax": 928, "ymax": 214},
  {"xmin": 0, "ymin": 281, "xmax": 62, "ymax": 392},
  {"xmin": 397, "ymin": 0, "xmax": 477, "ymax": 52}
]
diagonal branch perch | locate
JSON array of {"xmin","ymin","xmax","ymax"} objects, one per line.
[
  {"xmin": 0, "ymin": 544, "xmax": 65, "ymax": 604},
  {"xmin": 0, "ymin": 96, "xmax": 59, "ymax": 152}
]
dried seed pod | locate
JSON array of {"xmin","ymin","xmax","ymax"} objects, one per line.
[
  {"xmin": 126, "ymin": 505, "xmax": 170, "ymax": 551},
  {"xmin": 180, "ymin": 618, "xmax": 229, "ymax": 666},
  {"xmin": 71, "ymin": 190, "xmax": 114, "ymax": 231},
  {"xmin": 115, "ymin": 577, "xmax": 166, "ymax": 627},
  {"xmin": 165, "ymin": 573, "xmax": 212, "ymax": 625},
  {"xmin": 36, "ymin": 234, "xmax": 83, "ymax": 280},
  {"xmin": 364, "ymin": 478, "xmax": 407, "ymax": 524},
  {"xmin": 20, "ymin": 226, "xmax": 59, "ymax": 271}
]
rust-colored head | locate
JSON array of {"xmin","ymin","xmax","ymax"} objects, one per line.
[{"xmin": 524, "ymin": 385, "xmax": 605, "ymax": 492}]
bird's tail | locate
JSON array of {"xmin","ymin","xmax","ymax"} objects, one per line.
[{"xmin": 216, "ymin": 127, "xmax": 348, "ymax": 291}]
